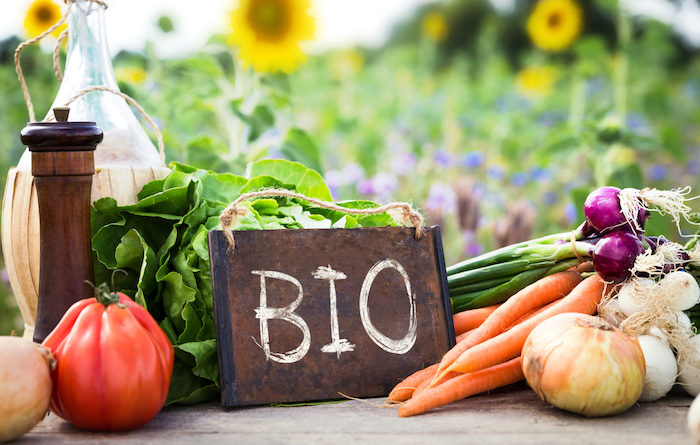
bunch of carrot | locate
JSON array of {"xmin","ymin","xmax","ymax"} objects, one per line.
[{"xmin": 390, "ymin": 271, "xmax": 606, "ymax": 417}]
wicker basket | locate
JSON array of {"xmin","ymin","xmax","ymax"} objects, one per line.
[{"xmin": 1, "ymin": 165, "xmax": 169, "ymax": 338}]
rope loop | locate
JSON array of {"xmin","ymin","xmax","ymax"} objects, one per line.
[{"xmin": 219, "ymin": 189, "xmax": 425, "ymax": 251}]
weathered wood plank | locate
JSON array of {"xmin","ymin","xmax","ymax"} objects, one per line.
[{"xmin": 19, "ymin": 385, "xmax": 695, "ymax": 444}]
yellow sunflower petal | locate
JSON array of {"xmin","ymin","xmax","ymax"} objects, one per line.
[
  {"xmin": 527, "ymin": 0, "xmax": 583, "ymax": 52},
  {"xmin": 516, "ymin": 66, "xmax": 557, "ymax": 99},
  {"xmin": 24, "ymin": 0, "xmax": 66, "ymax": 38},
  {"xmin": 228, "ymin": 0, "xmax": 316, "ymax": 74}
]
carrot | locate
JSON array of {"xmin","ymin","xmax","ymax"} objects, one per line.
[
  {"xmin": 446, "ymin": 274, "xmax": 605, "ymax": 374},
  {"xmin": 452, "ymin": 304, "xmax": 500, "ymax": 336},
  {"xmin": 430, "ymin": 271, "xmax": 582, "ymax": 386},
  {"xmin": 398, "ymin": 357, "xmax": 524, "ymax": 417},
  {"xmin": 576, "ymin": 261, "xmax": 594, "ymax": 273},
  {"xmin": 454, "ymin": 300, "xmax": 557, "ymax": 343},
  {"xmin": 388, "ymin": 363, "xmax": 439, "ymax": 402},
  {"xmin": 455, "ymin": 331, "xmax": 470, "ymax": 343}
]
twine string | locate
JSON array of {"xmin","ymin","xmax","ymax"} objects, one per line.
[
  {"xmin": 43, "ymin": 86, "xmax": 165, "ymax": 166},
  {"xmin": 219, "ymin": 189, "xmax": 424, "ymax": 251},
  {"xmin": 570, "ymin": 230, "xmax": 586, "ymax": 262}
]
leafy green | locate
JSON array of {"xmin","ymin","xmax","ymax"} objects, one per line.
[{"xmin": 91, "ymin": 160, "xmax": 400, "ymax": 405}]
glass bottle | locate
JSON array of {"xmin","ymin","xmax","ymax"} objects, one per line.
[{"xmin": 18, "ymin": 0, "xmax": 162, "ymax": 169}]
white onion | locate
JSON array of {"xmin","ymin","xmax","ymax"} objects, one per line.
[
  {"xmin": 659, "ymin": 271, "xmax": 700, "ymax": 311},
  {"xmin": 617, "ymin": 279, "xmax": 656, "ymax": 317},
  {"xmin": 644, "ymin": 326, "xmax": 670, "ymax": 347},
  {"xmin": 688, "ymin": 393, "xmax": 700, "ymax": 438},
  {"xmin": 600, "ymin": 298, "xmax": 625, "ymax": 328},
  {"xmin": 675, "ymin": 311, "xmax": 694, "ymax": 337},
  {"xmin": 678, "ymin": 335, "xmax": 700, "ymax": 396},
  {"xmin": 0, "ymin": 337, "xmax": 53, "ymax": 442},
  {"xmin": 637, "ymin": 334, "xmax": 677, "ymax": 402}
]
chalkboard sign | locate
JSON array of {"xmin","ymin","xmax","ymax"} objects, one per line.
[{"xmin": 208, "ymin": 226, "xmax": 455, "ymax": 407}]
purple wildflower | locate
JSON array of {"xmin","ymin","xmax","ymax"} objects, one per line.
[
  {"xmin": 647, "ymin": 164, "xmax": 667, "ymax": 182},
  {"xmin": 356, "ymin": 179, "xmax": 375, "ymax": 195},
  {"xmin": 459, "ymin": 151, "xmax": 485, "ymax": 169},
  {"xmin": 542, "ymin": 191, "xmax": 558, "ymax": 205},
  {"xmin": 510, "ymin": 172, "xmax": 530, "ymax": 187},
  {"xmin": 372, "ymin": 173, "xmax": 398, "ymax": 199},
  {"xmin": 564, "ymin": 202, "xmax": 578, "ymax": 225},
  {"xmin": 342, "ymin": 163, "xmax": 365, "ymax": 183},
  {"xmin": 390, "ymin": 152, "xmax": 417, "ymax": 176},
  {"xmin": 487, "ymin": 166, "xmax": 505, "ymax": 180},
  {"xmin": 530, "ymin": 167, "xmax": 551, "ymax": 183},
  {"xmin": 626, "ymin": 112, "xmax": 648, "ymax": 132},
  {"xmin": 324, "ymin": 170, "xmax": 345, "ymax": 188},
  {"xmin": 425, "ymin": 183, "xmax": 457, "ymax": 213},
  {"xmin": 433, "ymin": 149, "xmax": 454, "ymax": 169},
  {"xmin": 687, "ymin": 157, "xmax": 700, "ymax": 176}
]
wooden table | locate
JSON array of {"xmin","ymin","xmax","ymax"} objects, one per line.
[{"xmin": 20, "ymin": 384, "xmax": 696, "ymax": 444}]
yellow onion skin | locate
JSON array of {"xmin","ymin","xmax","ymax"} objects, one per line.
[
  {"xmin": 0, "ymin": 337, "xmax": 53, "ymax": 442},
  {"xmin": 522, "ymin": 313, "xmax": 645, "ymax": 417}
]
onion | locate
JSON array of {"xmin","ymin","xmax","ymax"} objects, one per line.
[
  {"xmin": 522, "ymin": 313, "xmax": 645, "ymax": 417},
  {"xmin": 688, "ymin": 392, "xmax": 700, "ymax": 438},
  {"xmin": 659, "ymin": 271, "xmax": 700, "ymax": 311},
  {"xmin": 637, "ymin": 334, "xmax": 677, "ymax": 402},
  {"xmin": 617, "ymin": 278, "xmax": 657, "ymax": 317},
  {"xmin": 584, "ymin": 186, "xmax": 647, "ymax": 235},
  {"xmin": 0, "ymin": 337, "xmax": 53, "ymax": 442},
  {"xmin": 678, "ymin": 335, "xmax": 700, "ymax": 396},
  {"xmin": 593, "ymin": 231, "xmax": 645, "ymax": 283},
  {"xmin": 599, "ymin": 298, "xmax": 625, "ymax": 328}
]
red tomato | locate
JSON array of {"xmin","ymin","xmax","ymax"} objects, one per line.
[{"xmin": 42, "ymin": 290, "xmax": 174, "ymax": 431}]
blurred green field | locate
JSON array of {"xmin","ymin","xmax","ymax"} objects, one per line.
[{"xmin": 0, "ymin": 0, "xmax": 699, "ymax": 334}]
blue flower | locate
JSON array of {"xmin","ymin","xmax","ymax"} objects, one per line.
[
  {"xmin": 626, "ymin": 112, "xmax": 648, "ymax": 132},
  {"xmin": 530, "ymin": 167, "xmax": 551, "ymax": 183},
  {"xmin": 542, "ymin": 191, "xmax": 558, "ymax": 205},
  {"xmin": 487, "ymin": 166, "xmax": 505, "ymax": 180},
  {"xmin": 647, "ymin": 164, "xmax": 667, "ymax": 182},
  {"xmin": 510, "ymin": 172, "xmax": 530, "ymax": 187},
  {"xmin": 433, "ymin": 149, "xmax": 454, "ymax": 169},
  {"xmin": 459, "ymin": 151, "xmax": 485, "ymax": 169},
  {"xmin": 586, "ymin": 76, "xmax": 606, "ymax": 96},
  {"xmin": 564, "ymin": 202, "xmax": 578, "ymax": 225},
  {"xmin": 687, "ymin": 157, "xmax": 700, "ymax": 176}
]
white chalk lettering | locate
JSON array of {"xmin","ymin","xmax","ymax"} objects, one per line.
[
  {"xmin": 313, "ymin": 265, "xmax": 356, "ymax": 358},
  {"xmin": 359, "ymin": 259, "xmax": 417, "ymax": 355},
  {"xmin": 251, "ymin": 270, "xmax": 311, "ymax": 364}
]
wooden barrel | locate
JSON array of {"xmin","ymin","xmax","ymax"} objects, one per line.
[{"xmin": 1, "ymin": 165, "xmax": 170, "ymax": 338}]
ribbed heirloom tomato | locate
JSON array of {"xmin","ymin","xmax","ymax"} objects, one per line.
[{"xmin": 42, "ymin": 288, "xmax": 174, "ymax": 431}]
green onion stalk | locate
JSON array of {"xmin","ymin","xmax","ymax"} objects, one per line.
[{"xmin": 448, "ymin": 228, "xmax": 594, "ymax": 313}]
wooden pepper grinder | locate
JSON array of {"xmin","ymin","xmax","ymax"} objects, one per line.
[{"xmin": 20, "ymin": 107, "xmax": 102, "ymax": 343}]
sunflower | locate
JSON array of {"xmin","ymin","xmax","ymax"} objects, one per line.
[
  {"xmin": 422, "ymin": 11, "xmax": 448, "ymax": 43},
  {"xmin": 115, "ymin": 66, "xmax": 147, "ymax": 85},
  {"xmin": 527, "ymin": 0, "xmax": 583, "ymax": 52},
  {"xmin": 228, "ymin": 0, "xmax": 315, "ymax": 74},
  {"xmin": 516, "ymin": 66, "xmax": 556, "ymax": 99},
  {"xmin": 24, "ymin": 0, "xmax": 66, "ymax": 38}
]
